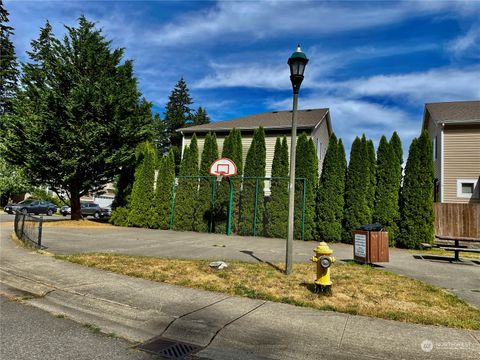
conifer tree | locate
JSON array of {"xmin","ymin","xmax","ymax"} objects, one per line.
[
  {"xmin": 343, "ymin": 136, "xmax": 370, "ymax": 242},
  {"xmin": 0, "ymin": 1, "xmax": 18, "ymax": 116},
  {"xmin": 337, "ymin": 138, "xmax": 347, "ymax": 231},
  {"xmin": 174, "ymin": 134, "xmax": 199, "ymax": 231},
  {"xmin": 294, "ymin": 133, "xmax": 318, "ymax": 240},
  {"xmin": 390, "ymin": 131, "xmax": 403, "ymax": 167},
  {"xmin": 196, "ymin": 132, "xmax": 219, "ymax": 232},
  {"xmin": 373, "ymin": 136, "xmax": 399, "ymax": 245},
  {"xmin": 1, "ymin": 17, "xmax": 153, "ymax": 220},
  {"xmin": 317, "ymin": 133, "xmax": 344, "ymax": 242},
  {"xmin": 266, "ymin": 137, "xmax": 289, "ymax": 238},
  {"xmin": 193, "ymin": 106, "xmax": 210, "ymax": 126},
  {"xmin": 389, "ymin": 131, "xmax": 403, "ymax": 243},
  {"xmin": 215, "ymin": 129, "xmax": 243, "ymax": 234},
  {"xmin": 398, "ymin": 131, "xmax": 434, "ymax": 248},
  {"xmin": 152, "ymin": 148, "xmax": 176, "ymax": 229},
  {"xmin": 128, "ymin": 142, "xmax": 156, "ymax": 227},
  {"xmin": 238, "ymin": 127, "xmax": 266, "ymax": 236},
  {"xmin": 366, "ymin": 139, "xmax": 376, "ymax": 220}
]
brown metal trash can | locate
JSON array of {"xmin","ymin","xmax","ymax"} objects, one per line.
[{"xmin": 353, "ymin": 227, "xmax": 389, "ymax": 264}]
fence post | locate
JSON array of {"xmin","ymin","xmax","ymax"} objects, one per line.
[
  {"xmin": 20, "ymin": 213, "xmax": 25, "ymax": 240},
  {"xmin": 38, "ymin": 216, "xmax": 43, "ymax": 248},
  {"xmin": 210, "ymin": 177, "xmax": 216, "ymax": 233},
  {"xmin": 227, "ymin": 177, "xmax": 233, "ymax": 236}
]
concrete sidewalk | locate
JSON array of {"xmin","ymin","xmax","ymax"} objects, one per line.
[
  {"xmin": 1, "ymin": 226, "xmax": 479, "ymax": 359},
  {"xmin": 39, "ymin": 223, "xmax": 480, "ymax": 308}
]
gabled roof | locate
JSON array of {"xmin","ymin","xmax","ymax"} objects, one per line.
[
  {"xmin": 178, "ymin": 108, "xmax": 330, "ymax": 133},
  {"xmin": 423, "ymin": 100, "xmax": 480, "ymax": 128}
]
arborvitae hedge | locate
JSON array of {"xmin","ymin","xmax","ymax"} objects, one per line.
[
  {"xmin": 373, "ymin": 136, "xmax": 400, "ymax": 245},
  {"xmin": 317, "ymin": 133, "xmax": 344, "ymax": 242},
  {"xmin": 343, "ymin": 136, "xmax": 370, "ymax": 242},
  {"xmin": 337, "ymin": 138, "xmax": 347, "ymax": 230},
  {"xmin": 215, "ymin": 128, "xmax": 243, "ymax": 234},
  {"xmin": 127, "ymin": 142, "xmax": 157, "ymax": 227},
  {"xmin": 152, "ymin": 149, "xmax": 175, "ymax": 229},
  {"xmin": 389, "ymin": 131, "xmax": 403, "ymax": 244},
  {"xmin": 174, "ymin": 134, "xmax": 199, "ymax": 231},
  {"xmin": 294, "ymin": 133, "xmax": 318, "ymax": 240},
  {"xmin": 366, "ymin": 138, "xmax": 376, "ymax": 220},
  {"xmin": 196, "ymin": 132, "xmax": 219, "ymax": 232},
  {"xmin": 398, "ymin": 131, "xmax": 434, "ymax": 249},
  {"xmin": 266, "ymin": 137, "xmax": 289, "ymax": 238},
  {"xmin": 238, "ymin": 127, "xmax": 266, "ymax": 236}
]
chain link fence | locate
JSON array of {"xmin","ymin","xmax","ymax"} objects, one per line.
[{"xmin": 14, "ymin": 212, "xmax": 44, "ymax": 248}]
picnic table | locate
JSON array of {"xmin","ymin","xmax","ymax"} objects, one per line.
[{"xmin": 434, "ymin": 235, "xmax": 480, "ymax": 261}]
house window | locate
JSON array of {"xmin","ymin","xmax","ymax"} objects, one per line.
[{"xmin": 456, "ymin": 179, "xmax": 479, "ymax": 199}]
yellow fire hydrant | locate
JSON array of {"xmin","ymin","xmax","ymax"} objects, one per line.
[{"xmin": 311, "ymin": 242, "xmax": 335, "ymax": 295}]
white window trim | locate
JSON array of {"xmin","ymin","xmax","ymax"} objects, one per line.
[{"xmin": 456, "ymin": 179, "xmax": 479, "ymax": 199}]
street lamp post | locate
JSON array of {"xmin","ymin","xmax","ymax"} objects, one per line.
[{"xmin": 286, "ymin": 44, "xmax": 309, "ymax": 275}]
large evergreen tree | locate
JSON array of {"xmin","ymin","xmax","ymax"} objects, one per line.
[
  {"xmin": 152, "ymin": 148, "xmax": 176, "ymax": 229},
  {"xmin": 196, "ymin": 132, "xmax": 219, "ymax": 232},
  {"xmin": 317, "ymin": 133, "xmax": 344, "ymax": 242},
  {"xmin": 238, "ymin": 127, "xmax": 266, "ymax": 236},
  {"xmin": 265, "ymin": 137, "xmax": 289, "ymax": 238},
  {"xmin": 343, "ymin": 136, "xmax": 370, "ymax": 242},
  {"xmin": 173, "ymin": 134, "xmax": 199, "ymax": 231},
  {"xmin": 398, "ymin": 131, "xmax": 435, "ymax": 248},
  {"xmin": 390, "ymin": 131, "xmax": 403, "ymax": 167},
  {"xmin": 127, "ymin": 142, "xmax": 156, "ymax": 227},
  {"xmin": 193, "ymin": 106, "xmax": 210, "ymax": 126},
  {"xmin": 214, "ymin": 128, "xmax": 243, "ymax": 234},
  {"xmin": 294, "ymin": 133, "xmax": 318, "ymax": 240},
  {"xmin": 0, "ymin": 1, "xmax": 18, "ymax": 116},
  {"xmin": 373, "ymin": 136, "xmax": 400, "ymax": 245},
  {"xmin": 389, "ymin": 131, "xmax": 403, "ymax": 243},
  {"xmin": 337, "ymin": 138, "xmax": 347, "ymax": 232},
  {"xmin": 163, "ymin": 77, "xmax": 193, "ymax": 170},
  {"xmin": 0, "ymin": 17, "xmax": 153, "ymax": 220}
]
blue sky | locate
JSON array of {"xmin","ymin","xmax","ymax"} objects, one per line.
[{"xmin": 5, "ymin": 0, "xmax": 480, "ymax": 156}]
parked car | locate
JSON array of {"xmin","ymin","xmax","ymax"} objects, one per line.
[
  {"xmin": 4, "ymin": 199, "xmax": 57, "ymax": 216},
  {"xmin": 81, "ymin": 203, "xmax": 111, "ymax": 219},
  {"xmin": 60, "ymin": 205, "xmax": 71, "ymax": 216}
]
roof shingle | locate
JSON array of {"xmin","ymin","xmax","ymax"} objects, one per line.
[
  {"xmin": 426, "ymin": 100, "xmax": 480, "ymax": 124},
  {"xmin": 177, "ymin": 109, "xmax": 329, "ymax": 133}
]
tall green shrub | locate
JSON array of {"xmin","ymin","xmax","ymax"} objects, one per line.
[
  {"xmin": 196, "ymin": 132, "xmax": 219, "ymax": 232},
  {"xmin": 266, "ymin": 137, "xmax": 289, "ymax": 238},
  {"xmin": 366, "ymin": 139, "xmax": 376, "ymax": 218},
  {"xmin": 398, "ymin": 131, "xmax": 434, "ymax": 248},
  {"xmin": 389, "ymin": 131, "xmax": 403, "ymax": 244},
  {"xmin": 337, "ymin": 138, "xmax": 347, "ymax": 229},
  {"xmin": 373, "ymin": 136, "xmax": 400, "ymax": 245},
  {"xmin": 343, "ymin": 136, "xmax": 370, "ymax": 242},
  {"xmin": 238, "ymin": 127, "xmax": 266, "ymax": 236},
  {"xmin": 317, "ymin": 133, "xmax": 344, "ymax": 242},
  {"xmin": 215, "ymin": 128, "xmax": 243, "ymax": 234},
  {"xmin": 294, "ymin": 133, "xmax": 318, "ymax": 240},
  {"xmin": 152, "ymin": 148, "xmax": 175, "ymax": 229},
  {"xmin": 127, "ymin": 142, "xmax": 157, "ymax": 227},
  {"xmin": 174, "ymin": 134, "xmax": 199, "ymax": 231}
]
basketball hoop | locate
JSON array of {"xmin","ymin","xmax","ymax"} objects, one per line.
[{"xmin": 209, "ymin": 158, "xmax": 237, "ymax": 177}]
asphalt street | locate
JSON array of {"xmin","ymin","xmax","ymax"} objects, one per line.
[{"xmin": 0, "ymin": 295, "xmax": 156, "ymax": 360}]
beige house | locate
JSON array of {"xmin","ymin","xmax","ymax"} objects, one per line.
[
  {"xmin": 178, "ymin": 109, "xmax": 332, "ymax": 191},
  {"xmin": 422, "ymin": 100, "xmax": 480, "ymax": 203}
]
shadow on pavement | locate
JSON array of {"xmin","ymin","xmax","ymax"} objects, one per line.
[{"xmin": 240, "ymin": 250, "xmax": 285, "ymax": 274}]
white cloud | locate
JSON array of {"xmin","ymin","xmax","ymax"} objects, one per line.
[{"xmin": 447, "ymin": 26, "xmax": 480, "ymax": 59}]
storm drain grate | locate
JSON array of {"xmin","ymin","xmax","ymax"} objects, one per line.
[{"xmin": 137, "ymin": 337, "xmax": 203, "ymax": 359}]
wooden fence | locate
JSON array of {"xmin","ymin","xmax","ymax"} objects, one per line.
[{"xmin": 434, "ymin": 203, "xmax": 480, "ymax": 238}]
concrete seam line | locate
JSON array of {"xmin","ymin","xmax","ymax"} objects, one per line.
[
  {"xmin": 338, "ymin": 314, "xmax": 349, "ymax": 348},
  {"xmin": 205, "ymin": 300, "xmax": 267, "ymax": 348},
  {"xmin": 469, "ymin": 330, "xmax": 480, "ymax": 345},
  {"xmin": 160, "ymin": 295, "xmax": 232, "ymax": 337}
]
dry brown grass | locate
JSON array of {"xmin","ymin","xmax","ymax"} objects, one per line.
[
  {"xmin": 57, "ymin": 253, "xmax": 480, "ymax": 329},
  {"xmin": 42, "ymin": 220, "xmax": 112, "ymax": 228}
]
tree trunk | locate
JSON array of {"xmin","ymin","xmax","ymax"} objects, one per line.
[{"xmin": 70, "ymin": 193, "xmax": 82, "ymax": 220}]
